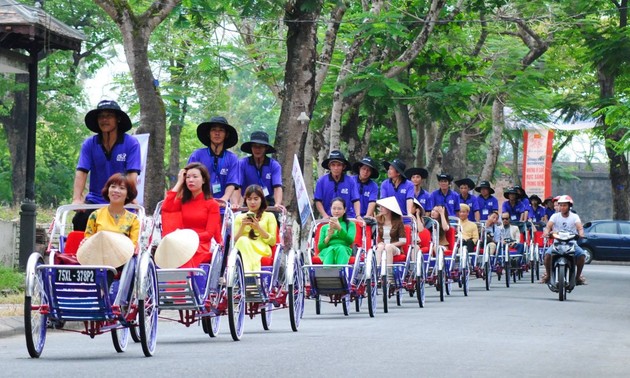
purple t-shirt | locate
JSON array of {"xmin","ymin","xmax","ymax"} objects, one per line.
[
  {"xmin": 477, "ymin": 195, "xmax": 499, "ymax": 221},
  {"xmin": 502, "ymin": 200, "xmax": 526, "ymax": 221},
  {"xmin": 430, "ymin": 189, "xmax": 461, "ymax": 217},
  {"xmin": 188, "ymin": 148, "xmax": 240, "ymax": 199},
  {"xmin": 460, "ymin": 193, "xmax": 480, "ymax": 221},
  {"xmin": 76, "ymin": 134, "xmax": 141, "ymax": 204},
  {"xmin": 238, "ymin": 156, "xmax": 282, "ymax": 205},
  {"xmin": 413, "ymin": 188, "xmax": 433, "ymax": 212},
  {"xmin": 353, "ymin": 175, "xmax": 378, "ymax": 217},
  {"xmin": 314, "ymin": 174, "xmax": 360, "ymax": 218},
  {"xmin": 380, "ymin": 179, "xmax": 414, "ymax": 216}
]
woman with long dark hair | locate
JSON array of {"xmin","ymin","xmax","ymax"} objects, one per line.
[
  {"xmin": 234, "ymin": 185, "xmax": 277, "ymax": 272},
  {"xmin": 161, "ymin": 162, "xmax": 222, "ymax": 268}
]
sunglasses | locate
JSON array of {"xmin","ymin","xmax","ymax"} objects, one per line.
[{"xmin": 502, "ymin": 217, "xmax": 510, "ymax": 220}]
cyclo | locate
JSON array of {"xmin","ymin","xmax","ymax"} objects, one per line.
[
  {"xmin": 380, "ymin": 215, "xmax": 425, "ymax": 312},
  {"xmin": 496, "ymin": 221, "xmax": 529, "ymax": 287},
  {"xmin": 150, "ymin": 201, "xmax": 246, "ymax": 341},
  {"xmin": 422, "ymin": 219, "xmax": 456, "ymax": 302},
  {"xmin": 471, "ymin": 221, "xmax": 499, "ymax": 291},
  {"xmin": 234, "ymin": 206, "xmax": 305, "ymax": 332},
  {"xmin": 302, "ymin": 218, "xmax": 378, "ymax": 317},
  {"xmin": 24, "ymin": 204, "xmax": 158, "ymax": 358}
]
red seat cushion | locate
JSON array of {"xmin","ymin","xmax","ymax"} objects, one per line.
[
  {"xmin": 419, "ymin": 228, "xmax": 431, "ymax": 250},
  {"xmin": 63, "ymin": 231, "xmax": 85, "ymax": 256},
  {"xmin": 261, "ymin": 225, "xmax": 281, "ymax": 267},
  {"xmin": 534, "ymin": 231, "xmax": 545, "ymax": 247},
  {"xmin": 312, "ymin": 255, "xmax": 323, "ymax": 264},
  {"xmin": 393, "ymin": 254, "xmax": 407, "ymax": 262}
]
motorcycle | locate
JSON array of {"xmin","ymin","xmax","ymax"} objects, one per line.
[{"xmin": 547, "ymin": 231, "xmax": 578, "ymax": 301}]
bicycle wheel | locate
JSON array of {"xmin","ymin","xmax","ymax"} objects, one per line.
[
  {"xmin": 261, "ymin": 302, "xmax": 273, "ymax": 330},
  {"xmin": 111, "ymin": 326, "xmax": 129, "ymax": 353},
  {"xmin": 288, "ymin": 254, "xmax": 304, "ymax": 331},
  {"xmin": 138, "ymin": 257, "xmax": 158, "ymax": 357},
  {"xmin": 438, "ymin": 269, "xmax": 445, "ymax": 302},
  {"xmin": 381, "ymin": 275, "xmax": 389, "ymax": 313},
  {"xmin": 24, "ymin": 254, "xmax": 47, "ymax": 358},
  {"xmin": 462, "ymin": 267, "xmax": 469, "ymax": 297},
  {"xmin": 227, "ymin": 253, "xmax": 245, "ymax": 341}
]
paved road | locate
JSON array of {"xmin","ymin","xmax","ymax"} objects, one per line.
[{"xmin": 1, "ymin": 264, "xmax": 628, "ymax": 377}]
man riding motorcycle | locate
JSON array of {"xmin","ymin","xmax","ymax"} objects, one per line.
[{"xmin": 541, "ymin": 195, "xmax": 587, "ymax": 285}]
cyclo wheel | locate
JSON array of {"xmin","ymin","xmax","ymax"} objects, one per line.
[
  {"xmin": 366, "ymin": 252, "xmax": 377, "ymax": 317},
  {"xmin": 484, "ymin": 261, "xmax": 491, "ymax": 291},
  {"xmin": 261, "ymin": 302, "xmax": 273, "ymax": 331},
  {"xmin": 381, "ymin": 275, "xmax": 389, "ymax": 313},
  {"xmin": 202, "ymin": 316, "xmax": 220, "ymax": 337},
  {"xmin": 463, "ymin": 267, "xmax": 469, "ymax": 297},
  {"xmin": 342, "ymin": 295, "xmax": 350, "ymax": 316},
  {"xmin": 416, "ymin": 254, "xmax": 425, "ymax": 308},
  {"xmin": 24, "ymin": 253, "xmax": 47, "ymax": 358},
  {"xmin": 138, "ymin": 257, "xmax": 158, "ymax": 357},
  {"xmin": 111, "ymin": 326, "xmax": 130, "ymax": 353},
  {"xmin": 227, "ymin": 253, "xmax": 245, "ymax": 341},
  {"xmin": 438, "ymin": 269, "xmax": 445, "ymax": 302},
  {"xmin": 288, "ymin": 252, "xmax": 304, "ymax": 331},
  {"xmin": 505, "ymin": 256, "xmax": 511, "ymax": 288},
  {"xmin": 315, "ymin": 295, "xmax": 321, "ymax": 315}
]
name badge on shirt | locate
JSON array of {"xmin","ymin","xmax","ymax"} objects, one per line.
[
  {"xmin": 482, "ymin": 209, "xmax": 489, "ymax": 215},
  {"xmin": 262, "ymin": 187, "xmax": 270, "ymax": 197},
  {"xmin": 212, "ymin": 181, "xmax": 221, "ymax": 194}
]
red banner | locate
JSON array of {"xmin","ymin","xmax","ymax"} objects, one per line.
[{"xmin": 522, "ymin": 130, "xmax": 554, "ymax": 198}]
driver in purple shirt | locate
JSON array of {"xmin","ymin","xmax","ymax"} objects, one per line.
[
  {"xmin": 352, "ymin": 156, "xmax": 379, "ymax": 218},
  {"xmin": 430, "ymin": 173, "xmax": 461, "ymax": 217},
  {"xmin": 237, "ymin": 131, "xmax": 283, "ymax": 207},
  {"xmin": 72, "ymin": 100, "xmax": 141, "ymax": 230},
  {"xmin": 455, "ymin": 177, "xmax": 480, "ymax": 222},
  {"xmin": 475, "ymin": 180, "xmax": 499, "ymax": 221},
  {"xmin": 380, "ymin": 159, "xmax": 414, "ymax": 216},
  {"xmin": 405, "ymin": 167, "xmax": 432, "ymax": 212},
  {"xmin": 188, "ymin": 116, "xmax": 240, "ymax": 210},
  {"xmin": 314, "ymin": 150, "xmax": 361, "ymax": 219}
]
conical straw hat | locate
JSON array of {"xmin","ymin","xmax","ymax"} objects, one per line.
[
  {"xmin": 376, "ymin": 196, "xmax": 403, "ymax": 216},
  {"xmin": 77, "ymin": 230, "xmax": 134, "ymax": 267},
  {"xmin": 154, "ymin": 229, "xmax": 199, "ymax": 268}
]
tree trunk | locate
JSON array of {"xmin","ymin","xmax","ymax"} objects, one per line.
[
  {"xmin": 479, "ymin": 93, "xmax": 506, "ymax": 183},
  {"xmin": 598, "ymin": 66, "xmax": 630, "ymax": 219},
  {"xmin": 443, "ymin": 130, "xmax": 468, "ymax": 179},
  {"xmin": 2, "ymin": 75, "xmax": 29, "ymax": 206},
  {"xmin": 275, "ymin": 0, "xmax": 322, "ymax": 215},
  {"xmin": 394, "ymin": 102, "xmax": 414, "ymax": 163},
  {"xmin": 121, "ymin": 31, "xmax": 166, "ymax": 212}
]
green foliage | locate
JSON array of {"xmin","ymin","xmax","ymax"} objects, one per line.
[{"xmin": 0, "ymin": 266, "xmax": 24, "ymax": 292}]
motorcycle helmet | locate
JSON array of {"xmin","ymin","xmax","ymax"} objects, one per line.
[{"xmin": 556, "ymin": 195, "xmax": 573, "ymax": 206}]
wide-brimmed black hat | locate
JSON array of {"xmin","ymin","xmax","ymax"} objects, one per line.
[
  {"xmin": 542, "ymin": 196, "xmax": 554, "ymax": 206},
  {"xmin": 240, "ymin": 131, "xmax": 276, "ymax": 154},
  {"xmin": 512, "ymin": 185, "xmax": 527, "ymax": 199},
  {"xmin": 196, "ymin": 116, "xmax": 239, "ymax": 149},
  {"xmin": 383, "ymin": 159, "xmax": 407, "ymax": 178},
  {"xmin": 322, "ymin": 150, "xmax": 350, "ymax": 170},
  {"xmin": 529, "ymin": 194, "xmax": 542, "ymax": 204},
  {"xmin": 475, "ymin": 180, "xmax": 495, "ymax": 194},
  {"xmin": 455, "ymin": 178, "xmax": 476, "ymax": 189},
  {"xmin": 405, "ymin": 167, "xmax": 429, "ymax": 179},
  {"xmin": 436, "ymin": 173, "xmax": 453, "ymax": 182},
  {"xmin": 503, "ymin": 187, "xmax": 519, "ymax": 199},
  {"xmin": 84, "ymin": 100, "xmax": 132, "ymax": 133},
  {"xmin": 352, "ymin": 156, "xmax": 379, "ymax": 179}
]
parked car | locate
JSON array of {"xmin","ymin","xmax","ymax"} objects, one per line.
[{"xmin": 578, "ymin": 220, "xmax": 630, "ymax": 264}]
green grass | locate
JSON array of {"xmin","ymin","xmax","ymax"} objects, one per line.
[
  {"xmin": 0, "ymin": 266, "xmax": 24, "ymax": 293},
  {"xmin": 0, "ymin": 205, "xmax": 56, "ymax": 223}
]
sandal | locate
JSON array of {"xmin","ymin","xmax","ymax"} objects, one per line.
[
  {"xmin": 539, "ymin": 273, "xmax": 549, "ymax": 284},
  {"xmin": 576, "ymin": 276, "xmax": 588, "ymax": 285}
]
